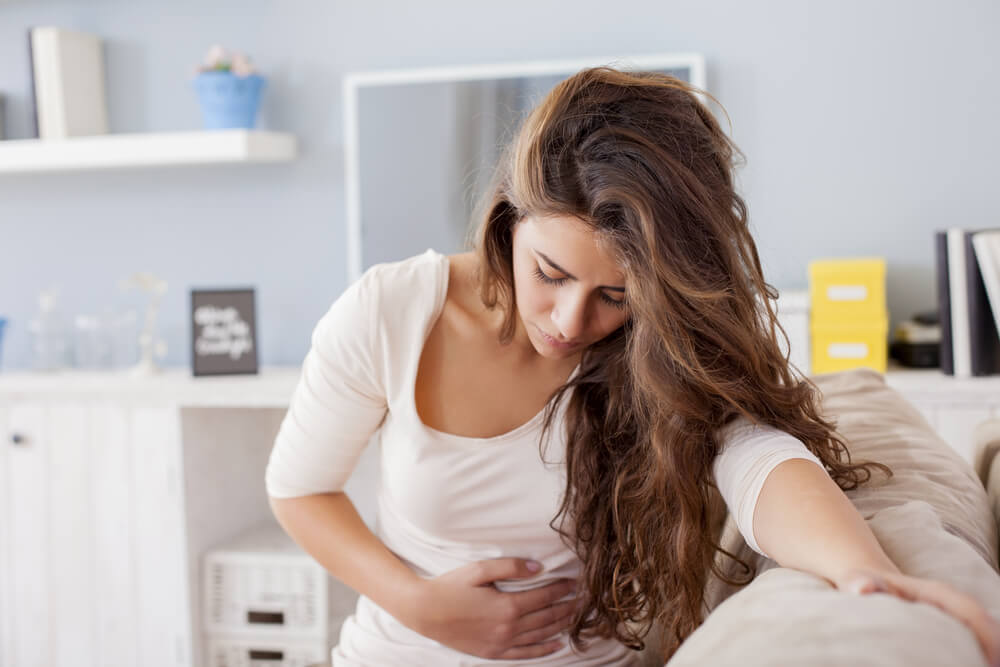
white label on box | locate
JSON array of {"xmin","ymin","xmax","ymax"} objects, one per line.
[
  {"xmin": 828, "ymin": 343, "xmax": 868, "ymax": 359},
  {"xmin": 826, "ymin": 285, "xmax": 868, "ymax": 301}
]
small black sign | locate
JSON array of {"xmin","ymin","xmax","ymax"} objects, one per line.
[{"xmin": 191, "ymin": 288, "xmax": 258, "ymax": 376}]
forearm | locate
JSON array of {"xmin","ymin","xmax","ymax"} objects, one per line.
[
  {"xmin": 269, "ymin": 491, "xmax": 423, "ymax": 621},
  {"xmin": 752, "ymin": 458, "xmax": 900, "ymax": 588}
]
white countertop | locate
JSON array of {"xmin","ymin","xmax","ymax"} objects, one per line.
[
  {"xmin": 0, "ymin": 366, "xmax": 302, "ymax": 407},
  {"xmin": 881, "ymin": 362, "xmax": 1000, "ymax": 399}
]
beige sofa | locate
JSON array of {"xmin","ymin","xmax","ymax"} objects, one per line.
[
  {"xmin": 646, "ymin": 369, "xmax": 1000, "ymax": 667},
  {"xmin": 974, "ymin": 418, "xmax": 1000, "ymax": 544}
]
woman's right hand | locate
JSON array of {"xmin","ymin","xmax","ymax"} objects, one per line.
[{"xmin": 402, "ymin": 558, "xmax": 579, "ymax": 660}]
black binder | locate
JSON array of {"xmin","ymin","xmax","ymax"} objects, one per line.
[
  {"xmin": 966, "ymin": 230, "xmax": 1000, "ymax": 376},
  {"xmin": 935, "ymin": 231, "xmax": 954, "ymax": 375}
]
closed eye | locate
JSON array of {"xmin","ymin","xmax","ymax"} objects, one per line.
[
  {"xmin": 533, "ymin": 266, "xmax": 626, "ymax": 310},
  {"xmin": 599, "ymin": 292, "xmax": 627, "ymax": 310},
  {"xmin": 533, "ymin": 266, "xmax": 567, "ymax": 286}
]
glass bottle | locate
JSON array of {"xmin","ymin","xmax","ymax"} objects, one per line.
[{"xmin": 28, "ymin": 289, "xmax": 70, "ymax": 371}]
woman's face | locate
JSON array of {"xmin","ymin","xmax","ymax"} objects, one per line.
[{"xmin": 511, "ymin": 214, "xmax": 629, "ymax": 360}]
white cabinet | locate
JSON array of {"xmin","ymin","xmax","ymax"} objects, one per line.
[
  {"xmin": 0, "ymin": 398, "xmax": 190, "ymax": 667},
  {"xmin": 0, "ymin": 369, "xmax": 303, "ymax": 667}
]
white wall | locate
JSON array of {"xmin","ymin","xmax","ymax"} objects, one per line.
[{"xmin": 0, "ymin": 0, "xmax": 996, "ymax": 369}]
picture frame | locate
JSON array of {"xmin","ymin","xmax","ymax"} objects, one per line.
[{"xmin": 190, "ymin": 288, "xmax": 258, "ymax": 376}]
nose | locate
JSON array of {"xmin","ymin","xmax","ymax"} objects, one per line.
[{"xmin": 551, "ymin": 291, "xmax": 588, "ymax": 341}]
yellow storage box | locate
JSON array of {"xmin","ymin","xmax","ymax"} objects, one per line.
[
  {"xmin": 808, "ymin": 258, "xmax": 886, "ymax": 319},
  {"xmin": 811, "ymin": 315, "xmax": 889, "ymax": 374}
]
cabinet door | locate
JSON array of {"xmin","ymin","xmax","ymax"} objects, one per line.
[
  {"xmin": 0, "ymin": 400, "xmax": 190, "ymax": 667},
  {"xmin": 0, "ymin": 402, "xmax": 12, "ymax": 667},
  {"xmin": 90, "ymin": 401, "xmax": 138, "ymax": 667},
  {"xmin": 47, "ymin": 402, "xmax": 97, "ymax": 667},
  {"xmin": 3, "ymin": 401, "xmax": 51, "ymax": 667},
  {"xmin": 130, "ymin": 405, "xmax": 192, "ymax": 667},
  {"xmin": 0, "ymin": 401, "xmax": 94, "ymax": 667}
]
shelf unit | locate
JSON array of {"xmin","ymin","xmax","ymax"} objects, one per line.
[{"xmin": 0, "ymin": 129, "xmax": 297, "ymax": 173}]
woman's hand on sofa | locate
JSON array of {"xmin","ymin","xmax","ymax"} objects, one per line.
[{"xmin": 836, "ymin": 568, "xmax": 1000, "ymax": 667}]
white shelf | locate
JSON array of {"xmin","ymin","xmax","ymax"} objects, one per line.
[{"xmin": 0, "ymin": 129, "xmax": 297, "ymax": 173}]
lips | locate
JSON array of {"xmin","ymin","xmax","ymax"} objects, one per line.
[{"xmin": 537, "ymin": 326, "xmax": 579, "ymax": 350}]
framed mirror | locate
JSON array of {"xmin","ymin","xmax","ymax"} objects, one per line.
[{"xmin": 343, "ymin": 54, "xmax": 706, "ymax": 282}]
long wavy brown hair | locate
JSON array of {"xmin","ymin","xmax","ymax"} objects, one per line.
[{"xmin": 471, "ymin": 66, "xmax": 893, "ymax": 659}]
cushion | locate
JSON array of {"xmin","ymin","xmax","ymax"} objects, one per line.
[
  {"xmin": 664, "ymin": 368, "xmax": 1000, "ymax": 667},
  {"xmin": 973, "ymin": 418, "xmax": 1000, "ymax": 553}
]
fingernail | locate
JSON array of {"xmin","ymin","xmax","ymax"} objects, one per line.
[{"xmin": 526, "ymin": 560, "xmax": 542, "ymax": 572}]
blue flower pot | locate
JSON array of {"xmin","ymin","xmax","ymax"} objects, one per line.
[{"xmin": 193, "ymin": 71, "xmax": 266, "ymax": 129}]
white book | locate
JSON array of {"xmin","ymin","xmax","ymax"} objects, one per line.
[
  {"xmin": 973, "ymin": 230, "xmax": 1000, "ymax": 339},
  {"xmin": 947, "ymin": 228, "xmax": 972, "ymax": 377},
  {"xmin": 30, "ymin": 26, "xmax": 109, "ymax": 139}
]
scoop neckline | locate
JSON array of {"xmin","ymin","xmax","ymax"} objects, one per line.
[{"xmin": 408, "ymin": 249, "xmax": 580, "ymax": 445}]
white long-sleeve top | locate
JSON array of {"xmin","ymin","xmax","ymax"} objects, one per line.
[{"xmin": 265, "ymin": 249, "xmax": 824, "ymax": 666}]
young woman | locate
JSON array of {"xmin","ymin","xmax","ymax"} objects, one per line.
[{"xmin": 266, "ymin": 67, "xmax": 1000, "ymax": 666}]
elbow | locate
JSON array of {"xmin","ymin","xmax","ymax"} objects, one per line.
[
  {"xmin": 268, "ymin": 490, "xmax": 344, "ymax": 523},
  {"xmin": 267, "ymin": 492, "xmax": 308, "ymax": 528},
  {"xmin": 268, "ymin": 494, "xmax": 290, "ymax": 530}
]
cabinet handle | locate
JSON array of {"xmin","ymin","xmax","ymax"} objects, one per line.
[{"xmin": 10, "ymin": 433, "xmax": 27, "ymax": 446}]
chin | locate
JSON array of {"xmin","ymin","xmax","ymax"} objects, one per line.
[{"xmin": 534, "ymin": 344, "xmax": 565, "ymax": 360}]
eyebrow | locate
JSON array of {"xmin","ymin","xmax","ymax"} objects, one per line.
[{"xmin": 536, "ymin": 251, "xmax": 626, "ymax": 292}]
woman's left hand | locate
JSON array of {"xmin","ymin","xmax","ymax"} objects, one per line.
[{"xmin": 836, "ymin": 568, "xmax": 1000, "ymax": 667}]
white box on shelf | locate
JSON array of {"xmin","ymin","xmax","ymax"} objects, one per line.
[
  {"xmin": 202, "ymin": 522, "xmax": 358, "ymax": 640},
  {"xmin": 776, "ymin": 288, "xmax": 811, "ymax": 377},
  {"xmin": 205, "ymin": 633, "xmax": 330, "ymax": 667}
]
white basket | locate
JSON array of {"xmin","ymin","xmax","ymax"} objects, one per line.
[
  {"xmin": 204, "ymin": 633, "xmax": 330, "ymax": 667},
  {"xmin": 203, "ymin": 523, "xmax": 358, "ymax": 639}
]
